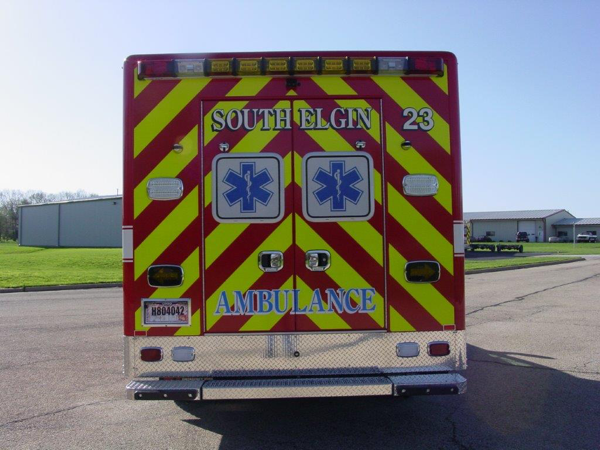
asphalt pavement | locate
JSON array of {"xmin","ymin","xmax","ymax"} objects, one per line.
[{"xmin": 0, "ymin": 260, "xmax": 599, "ymax": 449}]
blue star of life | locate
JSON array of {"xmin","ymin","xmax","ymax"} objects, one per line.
[
  {"xmin": 313, "ymin": 160, "xmax": 363, "ymax": 211},
  {"xmin": 223, "ymin": 162, "xmax": 274, "ymax": 213}
]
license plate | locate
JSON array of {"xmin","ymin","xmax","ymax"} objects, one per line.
[{"xmin": 142, "ymin": 299, "xmax": 190, "ymax": 326}]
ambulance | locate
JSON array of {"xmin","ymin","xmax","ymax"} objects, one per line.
[{"xmin": 123, "ymin": 51, "xmax": 466, "ymax": 401}]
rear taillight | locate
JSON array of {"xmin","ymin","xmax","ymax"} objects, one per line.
[
  {"xmin": 140, "ymin": 347, "xmax": 163, "ymax": 362},
  {"xmin": 406, "ymin": 57, "xmax": 444, "ymax": 76},
  {"xmin": 137, "ymin": 60, "xmax": 175, "ymax": 79},
  {"xmin": 428, "ymin": 342, "xmax": 450, "ymax": 357}
]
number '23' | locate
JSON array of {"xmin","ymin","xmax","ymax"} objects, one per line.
[{"xmin": 402, "ymin": 107, "xmax": 434, "ymax": 131}]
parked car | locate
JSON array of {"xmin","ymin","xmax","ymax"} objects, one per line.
[
  {"xmin": 473, "ymin": 235, "xmax": 493, "ymax": 242},
  {"xmin": 548, "ymin": 236, "xmax": 569, "ymax": 243},
  {"xmin": 576, "ymin": 232, "xmax": 598, "ymax": 243},
  {"xmin": 516, "ymin": 231, "xmax": 530, "ymax": 242}
]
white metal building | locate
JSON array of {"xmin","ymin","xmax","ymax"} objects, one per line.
[
  {"xmin": 18, "ymin": 196, "xmax": 122, "ymax": 247},
  {"xmin": 464, "ymin": 209, "xmax": 575, "ymax": 242},
  {"xmin": 552, "ymin": 218, "xmax": 600, "ymax": 241}
]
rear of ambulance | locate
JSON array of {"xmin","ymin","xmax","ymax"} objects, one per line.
[{"xmin": 123, "ymin": 52, "xmax": 466, "ymax": 401}]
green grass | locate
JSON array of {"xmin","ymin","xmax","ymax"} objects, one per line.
[
  {"xmin": 0, "ymin": 240, "xmax": 591, "ymax": 288},
  {"xmin": 465, "ymin": 256, "xmax": 582, "ymax": 272},
  {"xmin": 517, "ymin": 242, "xmax": 600, "ymax": 255},
  {"xmin": 0, "ymin": 242, "xmax": 121, "ymax": 288}
]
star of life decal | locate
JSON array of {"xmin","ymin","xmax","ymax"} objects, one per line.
[
  {"xmin": 312, "ymin": 160, "xmax": 363, "ymax": 212},
  {"xmin": 223, "ymin": 162, "xmax": 274, "ymax": 213}
]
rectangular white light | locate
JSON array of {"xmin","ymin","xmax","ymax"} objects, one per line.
[
  {"xmin": 378, "ymin": 57, "xmax": 409, "ymax": 74},
  {"xmin": 402, "ymin": 174, "xmax": 439, "ymax": 196},
  {"xmin": 172, "ymin": 346, "xmax": 195, "ymax": 362},
  {"xmin": 396, "ymin": 342, "xmax": 420, "ymax": 358},
  {"xmin": 174, "ymin": 59, "xmax": 205, "ymax": 77},
  {"xmin": 147, "ymin": 178, "xmax": 184, "ymax": 200}
]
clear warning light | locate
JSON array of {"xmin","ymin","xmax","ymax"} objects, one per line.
[
  {"xmin": 402, "ymin": 174, "xmax": 439, "ymax": 196},
  {"xmin": 174, "ymin": 59, "xmax": 205, "ymax": 77},
  {"xmin": 378, "ymin": 57, "xmax": 409, "ymax": 74},
  {"xmin": 147, "ymin": 178, "xmax": 184, "ymax": 200}
]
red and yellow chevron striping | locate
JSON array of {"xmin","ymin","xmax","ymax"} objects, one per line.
[{"xmin": 123, "ymin": 53, "xmax": 463, "ymax": 338}]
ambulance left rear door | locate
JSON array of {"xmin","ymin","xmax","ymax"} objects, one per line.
[{"xmin": 202, "ymin": 100, "xmax": 295, "ymax": 334}]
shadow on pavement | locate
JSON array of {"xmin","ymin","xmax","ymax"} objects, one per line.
[{"xmin": 177, "ymin": 345, "xmax": 600, "ymax": 450}]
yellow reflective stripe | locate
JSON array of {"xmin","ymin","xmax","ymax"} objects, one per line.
[
  {"xmin": 150, "ymin": 248, "xmax": 199, "ymax": 299},
  {"xmin": 432, "ymin": 65, "xmax": 449, "ymax": 94},
  {"xmin": 203, "ymin": 100, "xmax": 291, "ymax": 209},
  {"xmin": 133, "ymin": 67, "xmax": 150, "ymax": 98},
  {"xmin": 294, "ymin": 152, "xmax": 303, "ymax": 187},
  {"xmin": 389, "ymin": 306, "xmax": 416, "ymax": 332},
  {"xmin": 204, "ymin": 172, "xmax": 212, "ymax": 208},
  {"xmin": 286, "ymin": 90, "xmax": 298, "ymax": 96},
  {"xmin": 295, "ymin": 276, "xmax": 351, "ymax": 330},
  {"xmin": 387, "ymin": 185, "xmax": 454, "ymax": 275},
  {"xmin": 389, "ymin": 245, "xmax": 454, "ymax": 325},
  {"xmin": 373, "ymin": 170, "xmax": 382, "ymax": 205},
  {"xmin": 204, "ymin": 108, "xmax": 292, "ymax": 270},
  {"xmin": 203, "ymin": 100, "xmax": 249, "ymax": 146},
  {"xmin": 175, "ymin": 309, "xmax": 201, "ymax": 336},
  {"xmin": 386, "ymin": 123, "xmax": 452, "ymax": 214},
  {"xmin": 302, "ymin": 80, "xmax": 380, "ymax": 143},
  {"xmin": 311, "ymin": 76, "xmax": 357, "ymax": 96},
  {"xmin": 226, "ymin": 77, "xmax": 271, "ymax": 97},
  {"xmin": 134, "ymin": 126, "xmax": 198, "ymax": 219},
  {"xmin": 374, "ymin": 77, "xmax": 450, "ymax": 154},
  {"xmin": 134, "ymin": 307, "xmax": 150, "ymax": 332},
  {"xmin": 283, "ymin": 153, "xmax": 292, "ymax": 188},
  {"xmin": 292, "ymin": 101, "xmax": 382, "ymax": 204},
  {"xmin": 134, "ymin": 187, "xmax": 199, "ymax": 280},
  {"xmin": 295, "ymin": 215, "xmax": 384, "ymax": 327},
  {"xmin": 205, "ymin": 223, "xmax": 249, "ymax": 269},
  {"xmin": 134, "ymin": 79, "xmax": 210, "ymax": 158},
  {"xmin": 334, "ymin": 99, "xmax": 381, "ymax": 144},
  {"xmin": 338, "ymin": 221, "xmax": 383, "ymax": 265},
  {"xmin": 205, "ymin": 215, "xmax": 292, "ymax": 330},
  {"xmin": 293, "ymin": 101, "xmax": 353, "ymax": 150},
  {"xmin": 239, "ymin": 277, "xmax": 294, "ymax": 332}
]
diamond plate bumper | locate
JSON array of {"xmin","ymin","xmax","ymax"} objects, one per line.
[
  {"xmin": 125, "ymin": 331, "xmax": 467, "ymax": 378},
  {"xmin": 127, "ymin": 373, "xmax": 466, "ymax": 400}
]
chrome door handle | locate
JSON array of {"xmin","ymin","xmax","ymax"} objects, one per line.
[
  {"xmin": 305, "ymin": 250, "xmax": 331, "ymax": 271},
  {"xmin": 258, "ymin": 251, "xmax": 284, "ymax": 272}
]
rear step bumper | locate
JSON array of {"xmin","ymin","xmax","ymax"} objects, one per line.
[{"xmin": 127, "ymin": 373, "xmax": 466, "ymax": 401}]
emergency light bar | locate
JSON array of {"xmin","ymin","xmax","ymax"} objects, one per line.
[{"xmin": 137, "ymin": 56, "xmax": 443, "ymax": 80}]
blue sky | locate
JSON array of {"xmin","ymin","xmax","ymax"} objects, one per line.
[{"xmin": 1, "ymin": 0, "xmax": 598, "ymax": 216}]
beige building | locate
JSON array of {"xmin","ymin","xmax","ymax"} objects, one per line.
[
  {"xmin": 552, "ymin": 218, "xmax": 600, "ymax": 241},
  {"xmin": 465, "ymin": 209, "xmax": 575, "ymax": 243}
]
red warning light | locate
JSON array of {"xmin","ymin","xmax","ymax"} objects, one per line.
[{"xmin": 406, "ymin": 57, "xmax": 444, "ymax": 76}]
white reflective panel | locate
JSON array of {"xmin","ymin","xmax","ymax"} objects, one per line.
[
  {"xmin": 122, "ymin": 228, "xmax": 133, "ymax": 260},
  {"xmin": 402, "ymin": 174, "xmax": 439, "ymax": 196},
  {"xmin": 396, "ymin": 342, "xmax": 420, "ymax": 358},
  {"xmin": 378, "ymin": 57, "xmax": 408, "ymax": 74},
  {"xmin": 147, "ymin": 178, "xmax": 184, "ymax": 200},
  {"xmin": 174, "ymin": 59, "xmax": 206, "ymax": 76}
]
